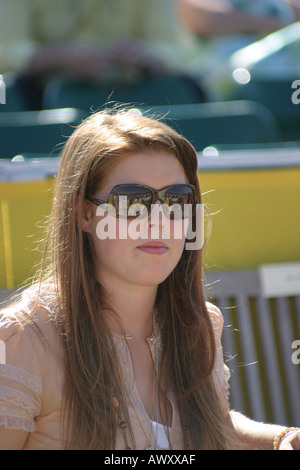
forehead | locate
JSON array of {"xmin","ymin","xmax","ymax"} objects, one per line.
[{"xmin": 100, "ymin": 150, "xmax": 187, "ymax": 192}]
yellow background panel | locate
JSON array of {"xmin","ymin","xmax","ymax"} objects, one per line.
[
  {"xmin": 200, "ymin": 166, "xmax": 300, "ymax": 270},
  {"xmin": 0, "ymin": 166, "xmax": 299, "ymax": 288}
]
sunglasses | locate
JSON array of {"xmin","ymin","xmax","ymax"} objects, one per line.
[{"xmin": 86, "ymin": 183, "xmax": 198, "ymax": 219}]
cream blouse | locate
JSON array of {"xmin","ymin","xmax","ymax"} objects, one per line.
[{"xmin": 0, "ymin": 288, "xmax": 230, "ymax": 450}]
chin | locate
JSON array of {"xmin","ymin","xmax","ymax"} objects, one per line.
[{"xmin": 134, "ymin": 269, "xmax": 173, "ymax": 287}]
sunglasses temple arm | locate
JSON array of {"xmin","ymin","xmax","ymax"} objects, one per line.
[{"xmin": 86, "ymin": 196, "xmax": 106, "ymax": 206}]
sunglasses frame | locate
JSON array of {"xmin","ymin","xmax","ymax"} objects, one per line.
[{"xmin": 86, "ymin": 183, "xmax": 198, "ymax": 219}]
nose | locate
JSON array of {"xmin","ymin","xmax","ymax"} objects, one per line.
[{"xmin": 147, "ymin": 201, "xmax": 168, "ymax": 239}]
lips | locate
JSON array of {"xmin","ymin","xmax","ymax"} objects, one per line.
[{"xmin": 137, "ymin": 241, "xmax": 168, "ymax": 255}]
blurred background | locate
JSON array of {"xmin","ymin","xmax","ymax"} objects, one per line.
[{"xmin": 0, "ymin": 0, "xmax": 299, "ymax": 431}]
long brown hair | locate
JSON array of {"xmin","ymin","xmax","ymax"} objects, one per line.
[{"xmin": 40, "ymin": 107, "xmax": 231, "ymax": 449}]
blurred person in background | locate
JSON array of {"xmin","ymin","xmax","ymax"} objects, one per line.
[
  {"xmin": 0, "ymin": 0, "xmax": 205, "ymax": 110},
  {"xmin": 177, "ymin": 0, "xmax": 300, "ymax": 98},
  {"xmin": 178, "ymin": 0, "xmax": 298, "ymax": 40},
  {"xmin": 289, "ymin": 0, "xmax": 300, "ymax": 18}
]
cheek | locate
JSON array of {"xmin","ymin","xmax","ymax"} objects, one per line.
[
  {"xmin": 91, "ymin": 215, "xmax": 132, "ymax": 256},
  {"xmin": 93, "ymin": 211, "xmax": 141, "ymax": 241},
  {"xmin": 171, "ymin": 237, "xmax": 186, "ymax": 265},
  {"xmin": 170, "ymin": 219, "xmax": 186, "ymax": 241},
  {"xmin": 92, "ymin": 236, "xmax": 135, "ymax": 281}
]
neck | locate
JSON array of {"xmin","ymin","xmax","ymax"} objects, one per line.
[{"xmin": 103, "ymin": 281, "xmax": 158, "ymax": 340}]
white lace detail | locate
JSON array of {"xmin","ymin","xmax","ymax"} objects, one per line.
[
  {"xmin": 0, "ymin": 385, "xmax": 41, "ymax": 415},
  {"xmin": 0, "ymin": 384, "xmax": 41, "ymax": 432},
  {"xmin": 0, "ymin": 364, "xmax": 42, "ymax": 432},
  {"xmin": 0, "ymin": 413, "xmax": 35, "ymax": 432},
  {"xmin": 0, "ymin": 364, "xmax": 42, "ymax": 396},
  {"xmin": 112, "ymin": 337, "xmax": 134, "ymax": 390}
]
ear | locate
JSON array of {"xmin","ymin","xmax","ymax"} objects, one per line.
[{"xmin": 76, "ymin": 196, "xmax": 94, "ymax": 234}]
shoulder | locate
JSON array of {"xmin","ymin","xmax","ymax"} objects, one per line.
[
  {"xmin": 206, "ymin": 302, "xmax": 231, "ymax": 408},
  {"xmin": 0, "ymin": 284, "xmax": 59, "ymax": 367},
  {"xmin": 0, "ymin": 284, "xmax": 63, "ymax": 432},
  {"xmin": 0, "ymin": 286, "xmax": 56, "ymax": 433},
  {"xmin": 206, "ymin": 301, "xmax": 224, "ymax": 342}
]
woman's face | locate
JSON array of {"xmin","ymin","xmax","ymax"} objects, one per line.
[{"xmin": 82, "ymin": 150, "xmax": 188, "ymax": 291}]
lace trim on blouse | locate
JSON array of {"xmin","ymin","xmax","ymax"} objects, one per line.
[
  {"xmin": 0, "ymin": 386, "xmax": 40, "ymax": 432},
  {"xmin": 0, "ymin": 364, "xmax": 42, "ymax": 432},
  {"xmin": 0, "ymin": 413, "xmax": 36, "ymax": 432},
  {"xmin": 0, "ymin": 364, "xmax": 42, "ymax": 396}
]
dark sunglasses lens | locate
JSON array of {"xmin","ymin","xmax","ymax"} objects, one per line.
[
  {"xmin": 164, "ymin": 186, "xmax": 195, "ymax": 219},
  {"xmin": 111, "ymin": 186, "xmax": 152, "ymax": 218}
]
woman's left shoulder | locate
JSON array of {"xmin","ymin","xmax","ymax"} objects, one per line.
[{"xmin": 206, "ymin": 302, "xmax": 224, "ymax": 340}]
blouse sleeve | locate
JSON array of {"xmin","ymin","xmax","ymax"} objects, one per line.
[
  {"xmin": 207, "ymin": 302, "xmax": 231, "ymax": 413},
  {"xmin": 0, "ymin": 306, "xmax": 43, "ymax": 436}
]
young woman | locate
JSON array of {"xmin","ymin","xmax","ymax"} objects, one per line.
[{"xmin": 0, "ymin": 108, "xmax": 299, "ymax": 450}]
